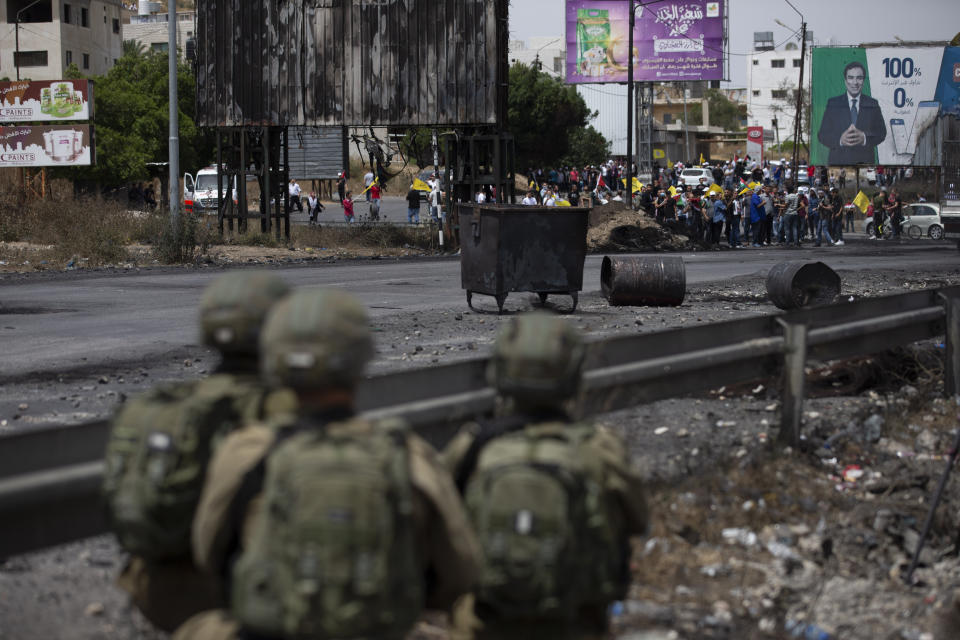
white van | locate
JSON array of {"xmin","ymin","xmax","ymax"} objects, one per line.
[{"xmin": 184, "ymin": 166, "xmax": 237, "ymax": 214}]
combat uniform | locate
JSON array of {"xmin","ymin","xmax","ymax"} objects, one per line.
[
  {"xmin": 105, "ymin": 271, "xmax": 293, "ymax": 633},
  {"xmin": 444, "ymin": 417, "xmax": 649, "ymax": 640},
  {"xmin": 175, "ymin": 288, "xmax": 480, "ymax": 640},
  {"xmin": 443, "ymin": 312, "xmax": 650, "ymax": 640}
]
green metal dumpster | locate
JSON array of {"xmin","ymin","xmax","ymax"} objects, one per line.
[{"xmin": 458, "ymin": 204, "xmax": 590, "ymax": 313}]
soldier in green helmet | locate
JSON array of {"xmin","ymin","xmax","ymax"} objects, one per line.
[
  {"xmin": 444, "ymin": 312, "xmax": 650, "ymax": 640},
  {"xmin": 102, "ymin": 271, "xmax": 295, "ymax": 632},
  {"xmin": 175, "ymin": 289, "xmax": 481, "ymax": 640}
]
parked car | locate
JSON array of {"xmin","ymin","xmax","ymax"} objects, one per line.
[
  {"xmin": 864, "ymin": 202, "xmax": 943, "ymax": 240},
  {"xmin": 678, "ymin": 168, "xmax": 715, "ymax": 187}
]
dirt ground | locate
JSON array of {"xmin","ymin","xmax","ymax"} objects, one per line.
[{"xmin": 2, "ymin": 231, "xmax": 960, "ymax": 639}]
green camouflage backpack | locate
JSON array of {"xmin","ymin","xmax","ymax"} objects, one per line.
[
  {"xmin": 230, "ymin": 418, "xmax": 423, "ymax": 639},
  {"xmin": 102, "ymin": 374, "xmax": 294, "ymax": 559},
  {"xmin": 462, "ymin": 420, "xmax": 628, "ymax": 620}
]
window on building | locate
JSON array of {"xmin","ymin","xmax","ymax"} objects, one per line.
[
  {"xmin": 151, "ymin": 42, "xmax": 169, "ymax": 53},
  {"xmin": 752, "ymin": 89, "xmax": 760, "ymax": 97},
  {"xmin": 752, "ymin": 59, "xmax": 759, "ymax": 65},
  {"xmin": 80, "ymin": 6, "xmax": 87, "ymax": 27},
  {"xmin": 82, "ymin": 52, "xmax": 89, "ymax": 69},
  {"xmin": 793, "ymin": 59, "xmax": 802, "ymax": 68},
  {"xmin": 65, "ymin": 50, "xmax": 72, "ymax": 65},
  {"xmin": 663, "ymin": 113, "xmax": 673, "ymax": 124},
  {"xmin": 14, "ymin": 50, "xmax": 48, "ymax": 67},
  {"xmin": 771, "ymin": 59, "xmax": 785, "ymax": 68},
  {"xmin": 63, "ymin": 3, "xmax": 71, "ymax": 24},
  {"xmin": 771, "ymin": 89, "xmax": 788, "ymax": 99},
  {"xmin": 113, "ymin": 17, "xmax": 119, "ymax": 33},
  {"xmin": 6, "ymin": 0, "xmax": 52, "ymax": 23}
]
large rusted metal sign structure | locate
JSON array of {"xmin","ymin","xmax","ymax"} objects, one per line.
[{"xmin": 195, "ymin": 0, "xmax": 511, "ymax": 236}]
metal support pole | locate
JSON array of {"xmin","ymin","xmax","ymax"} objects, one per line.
[
  {"xmin": 626, "ymin": 0, "xmax": 635, "ymax": 208},
  {"xmin": 682, "ymin": 83, "xmax": 691, "ymax": 164},
  {"xmin": 942, "ymin": 293, "xmax": 960, "ymax": 401},
  {"xmin": 791, "ymin": 21, "xmax": 807, "ymax": 181},
  {"xmin": 238, "ymin": 129, "xmax": 247, "ymax": 233},
  {"xmin": 216, "ymin": 133, "xmax": 224, "ymax": 236},
  {"xmin": 14, "ymin": 18, "xmax": 20, "ymax": 81},
  {"xmin": 778, "ymin": 319, "xmax": 808, "ymax": 447},
  {"xmin": 168, "ymin": 0, "xmax": 180, "ymax": 225}
]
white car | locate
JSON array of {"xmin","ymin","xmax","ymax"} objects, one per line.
[
  {"xmin": 864, "ymin": 202, "xmax": 943, "ymax": 240},
  {"xmin": 679, "ymin": 168, "xmax": 715, "ymax": 187}
]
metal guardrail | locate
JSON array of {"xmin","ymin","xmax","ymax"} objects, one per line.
[{"xmin": 2, "ymin": 287, "xmax": 958, "ymax": 557}]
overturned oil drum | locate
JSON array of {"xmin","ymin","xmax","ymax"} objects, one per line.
[
  {"xmin": 766, "ymin": 261, "xmax": 841, "ymax": 310},
  {"xmin": 601, "ymin": 256, "xmax": 686, "ymax": 306}
]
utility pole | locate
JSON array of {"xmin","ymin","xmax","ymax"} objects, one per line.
[
  {"xmin": 682, "ymin": 83, "xmax": 691, "ymax": 163},
  {"xmin": 626, "ymin": 0, "xmax": 635, "ymax": 208},
  {"xmin": 168, "ymin": 0, "xmax": 180, "ymax": 223},
  {"xmin": 15, "ymin": 0, "xmax": 43, "ymax": 81},
  {"xmin": 791, "ymin": 21, "xmax": 807, "ymax": 181}
]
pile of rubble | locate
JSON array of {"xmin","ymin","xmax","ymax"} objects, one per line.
[{"xmin": 586, "ymin": 201, "xmax": 693, "ymax": 252}]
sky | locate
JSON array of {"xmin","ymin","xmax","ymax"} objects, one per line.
[{"xmin": 508, "ymin": 0, "xmax": 960, "ymax": 88}]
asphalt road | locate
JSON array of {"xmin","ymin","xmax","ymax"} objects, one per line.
[{"xmin": 1, "ymin": 239, "xmax": 955, "ymax": 382}]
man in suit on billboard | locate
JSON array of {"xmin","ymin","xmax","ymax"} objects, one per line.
[{"xmin": 817, "ymin": 61, "xmax": 886, "ymax": 165}]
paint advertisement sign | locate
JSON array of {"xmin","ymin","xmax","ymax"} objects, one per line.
[
  {"xmin": 565, "ymin": 0, "xmax": 725, "ymax": 84},
  {"xmin": 811, "ymin": 47, "xmax": 960, "ymax": 166},
  {"xmin": 746, "ymin": 126, "xmax": 764, "ymax": 165},
  {"xmin": 0, "ymin": 79, "xmax": 94, "ymax": 123},
  {"xmin": 0, "ymin": 124, "xmax": 95, "ymax": 167}
]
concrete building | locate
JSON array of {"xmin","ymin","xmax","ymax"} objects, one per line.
[
  {"xmin": 0, "ymin": 0, "xmax": 124, "ymax": 81},
  {"xmin": 123, "ymin": 2, "xmax": 196, "ymax": 59},
  {"xmin": 745, "ymin": 31, "xmax": 812, "ymax": 148},
  {"xmin": 509, "ymin": 36, "xmax": 565, "ymax": 78}
]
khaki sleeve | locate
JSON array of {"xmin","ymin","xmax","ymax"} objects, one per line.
[
  {"xmin": 590, "ymin": 427, "xmax": 650, "ymax": 537},
  {"xmin": 192, "ymin": 425, "xmax": 275, "ymax": 577},
  {"xmin": 439, "ymin": 422, "xmax": 480, "ymax": 476},
  {"xmin": 408, "ymin": 434, "xmax": 481, "ymax": 610}
]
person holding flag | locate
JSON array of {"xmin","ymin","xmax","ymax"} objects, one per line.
[{"xmin": 852, "ymin": 190, "xmax": 871, "ymax": 235}]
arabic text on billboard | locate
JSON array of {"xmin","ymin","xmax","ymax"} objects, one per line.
[
  {"xmin": 810, "ymin": 46, "xmax": 960, "ymax": 166},
  {"xmin": 566, "ymin": 1, "xmax": 724, "ymax": 84},
  {"xmin": 0, "ymin": 125, "xmax": 95, "ymax": 167},
  {"xmin": 0, "ymin": 80, "xmax": 93, "ymax": 123}
]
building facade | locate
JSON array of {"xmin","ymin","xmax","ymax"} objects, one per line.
[
  {"xmin": 0, "ymin": 0, "xmax": 124, "ymax": 81},
  {"xmin": 745, "ymin": 31, "xmax": 812, "ymax": 148},
  {"xmin": 123, "ymin": 5, "xmax": 196, "ymax": 59}
]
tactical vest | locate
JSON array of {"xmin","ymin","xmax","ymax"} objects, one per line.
[
  {"xmin": 102, "ymin": 374, "xmax": 295, "ymax": 559},
  {"xmin": 230, "ymin": 417, "xmax": 424, "ymax": 639},
  {"xmin": 462, "ymin": 420, "xmax": 629, "ymax": 620}
]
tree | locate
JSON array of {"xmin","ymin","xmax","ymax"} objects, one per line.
[
  {"xmin": 686, "ymin": 89, "xmax": 746, "ymax": 131},
  {"xmin": 507, "ymin": 63, "xmax": 597, "ymax": 168},
  {"xmin": 562, "ymin": 126, "xmax": 609, "ymax": 167},
  {"xmin": 51, "ymin": 46, "xmax": 214, "ymax": 187}
]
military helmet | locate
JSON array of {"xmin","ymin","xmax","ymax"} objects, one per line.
[
  {"xmin": 487, "ymin": 312, "xmax": 586, "ymax": 405},
  {"xmin": 260, "ymin": 289, "xmax": 374, "ymax": 389},
  {"xmin": 199, "ymin": 271, "xmax": 291, "ymax": 355}
]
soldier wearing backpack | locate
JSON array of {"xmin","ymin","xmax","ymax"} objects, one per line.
[
  {"xmin": 444, "ymin": 313, "xmax": 650, "ymax": 640},
  {"xmin": 102, "ymin": 271, "xmax": 294, "ymax": 632},
  {"xmin": 175, "ymin": 289, "xmax": 481, "ymax": 640}
]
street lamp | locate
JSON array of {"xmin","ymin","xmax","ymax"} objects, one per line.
[
  {"xmin": 15, "ymin": 0, "xmax": 44, "ymax": 81},
  {"xmin": 774, "ymin": 0, "xmax": 806, "ymax": 181}
]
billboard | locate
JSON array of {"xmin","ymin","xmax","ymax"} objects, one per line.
[
  {"xmin": 0, "ymin": 80, "xmax": 93, "ymax": 123},
  {"xmin": 811, "ymin": 46, "xmax": 960, "ymax": 166},
  {"xmin": 565, "ymin": 0, "xmax": 725, "ymax": 84},
  {"xmin": 0, "ymin": 125, "xmax": 95, "ymax": 167}
]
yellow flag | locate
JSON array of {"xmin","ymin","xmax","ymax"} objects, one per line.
[
  {"xmin": 852, "ymin": 190, "xmax": 870, "ymax": 213},
  {"xmin": 667, "ymin": 159, "xmax": 674, "ymax": 169},
  {"xmin": 412, "ymin": 178, "xmax": 432, "ymax": 192},
  {"xmin": 621, "ymin": 177, "xmax": 643, "ymax": 193},
  {"xmin": 699, "ymin": 153, "xmax": 705, "ymax": 164},
  {"xmin": 555, "ymin": 199, "xmax": 572, "ymax": 207},
  {"xmin": 361, "ymin": 177, "xmax": 379, "ymax": 195},
  {"xmin": 653, "ymin": 148, "xmax": 665, "ymax": 159},
  {"xmin": 748, "ymin": 181, "xmax": 759, "ymax": 190},
  {"xmin": 668, "ymin": 185, "xmax": 678, "ymax": 197},
  {"xmin": 738, "ymin": 186, "xmax": 752, "ymax": 196},
  {"xmin": 707, "ymin": 183, "xmax": 723, "ymax": 196}
]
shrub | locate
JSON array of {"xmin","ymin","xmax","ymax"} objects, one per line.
[{"xmin": 153, "ymin": 213, "xmax": 215, "ymax": 264}]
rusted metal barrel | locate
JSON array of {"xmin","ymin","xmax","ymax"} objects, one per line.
[
  {"xmin": 766, "ymin": 261, "xmax": 841, "ymax": 310},
  {"xmin": 601, "ymin": 256, "xmax": 686, "ymax": 306}
]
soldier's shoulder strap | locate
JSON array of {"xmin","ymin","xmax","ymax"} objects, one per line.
[{"xmin": 452, "ymin": 414, "xmax": 531, "ymax": 493}]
